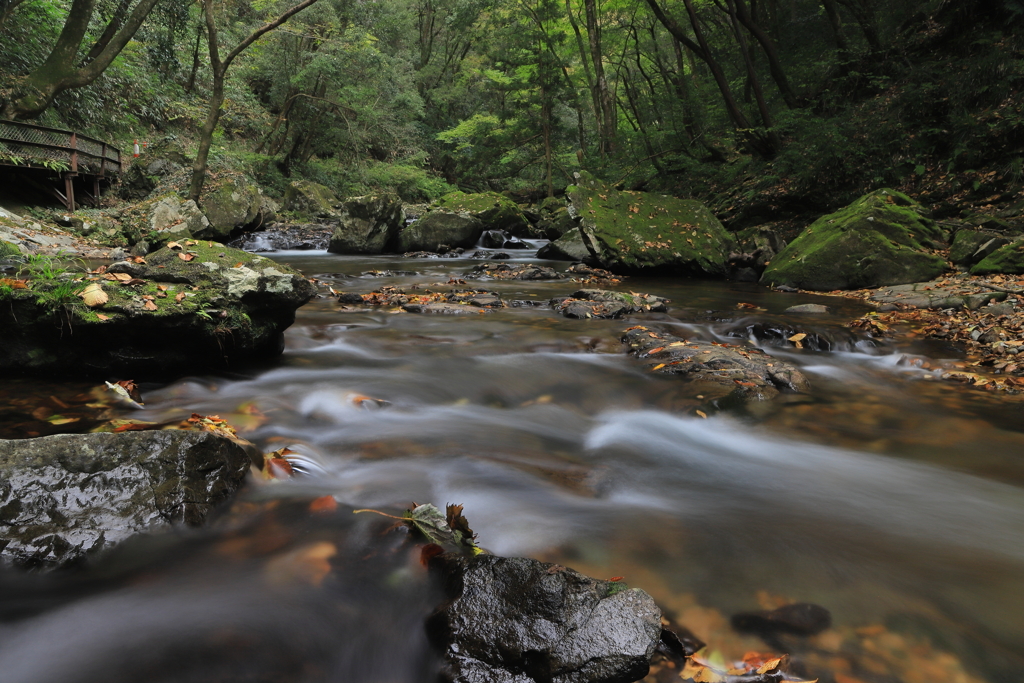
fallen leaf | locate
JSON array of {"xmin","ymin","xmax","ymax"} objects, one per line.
[
  {"xmin": 167, "ymin": 241, "xmax": 182, "ymax": 249},
  {"xmin": 0, "ymin": 278, "xmax": 27, "ymax": 289},
  {"xmin": 79, "ymin": 282, "xmax": 108, "ymax": 307},
  {"xmin": 175, "ymin": 291, "xmax": 186, "ymax": 303},
  {"xmin": 96, "ymin": 313, "xmax": 110, "ymax": 321},
  {"xmin": 143, "ymin": 299, "xmax": 158, "ymax": 311},
  {"xmin": 309, "ymin": 496, "xmax": 338, "ymax": 514},
  {"xmin": 788, "ymin": 333, "xmax": 808, "ymax": 342},
  {"xmin": 178, "ymin": 252, "xmax": 195, "ymax": 262},
  {"xmin": 696, "ymin": 410, "xmax": 707, "ymax": 418}
]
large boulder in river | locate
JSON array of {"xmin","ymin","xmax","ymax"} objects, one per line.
[
  {"xmin": 0, "ymin": 242, "xmax": 315, "ymax": 378},
  {"xmin": 427, "ymin": 552, "xmax": 663, "ymax": 683},
  {"xmin": 970, "ymin": 238, "xmax": 1024, "ymax": 275},
  {"xmin": 567, "ymin": 173, "xmax": 733, "ymax": 275},
  {"xmin": 433, "ymin": 191, "xmax": 531, "ymax": 235},
  {"xmin": 760, "ymin": 189, "xmax": 948, "ymax": 291},
  {"xmin": 0, "ymin": 430, "xmax": 253, "ymax": 569},
  {"xmin": 327, "ymin": 194, "xmax": 405, "ymax": 254},
  {"xmin": 398, "ymin": 210, "xmax": 483, "ymax": 252}
]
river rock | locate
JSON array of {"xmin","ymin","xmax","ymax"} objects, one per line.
[
  {"xmin": 327, "ymin": 193, "xmax": 405, "ymax": 254},
  {"xmin": 199, "ymin": 173, "xmax": 271, "ymax": 241},
  {"xmin": 622, "ymin": 326, "xmax": 810, "ymax": 404},
  {"xmin": 468, "ymin": 262, "xmax": 561, "ymax": 280},
  {"xmin": 761, "ymin": 189, "xmax": 948, "ymax": 291},
  {"xmin": 868, "ymin": 281, "xmax": 1005, "ymax": 310},
  {"xmin": 538, "ymin": 228, "xmax": 591, "ymax": 262},
  {"xmin": 398, "ymin": 211, "xmax": 483, "ymax": 252},
  {"xmin": 535, "ymin": 207, "xmax": 579, "ymax": 241},
  {"xmin": 784, "ymin": 304, "xmax": 831, "ymax": 314},
  {"xmin": 0, "ymin": 242, "xmax": 315, "ymax": 378},
  {"xmin": 427, "ymin": 553, "xmax": 662, "ymax": 683},
  {"xmin": 553, "ymin": 289, "xmax": 669, "ymax": 319},
  {"xmin": 722, "ymin": 319, "xmax": 857, "ymax": 351},
  {"xmin": 567, "ymin": 172, "xmax": 733, "ymax": 275},
  {"xmin": 402, "ymin": 302, "xmax": 491, "ymax": 315},
  {"xmin": 433, "ymin": 191, "xmax": 531, "ymax": 235},
  {"xmin": 283, "ymin": 179, "xmax": 343, "ymax": 219},
  {"xmin": 970, "ymin": 238, "xmax": 1024, "ymax": 275},
  {"xmin": 0, "ymin": 430, "xmax": 253, "ymax": 569}
]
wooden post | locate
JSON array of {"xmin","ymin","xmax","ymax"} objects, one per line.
[{"xmin": 64, "ymin": 173, "xmax": 75, "ymax": 212}]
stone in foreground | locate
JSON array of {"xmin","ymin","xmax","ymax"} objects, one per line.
[
  {"xmin": 761, "ymin": 189, "xmax": 948, "ymax": 291},
  {"xmin": 552, "ymin": 289, "xmax": 669, "ymax": 319},
  {"xmin": 868, "ymin": 281, "xmax": 1005, "ymax": 310},
  {"xmin": 0, "ymin": 430, "xmax": 253, "ymax": 569},
  {"xmin": 428, "ymin": 553, "xmax": 662, "ymax": 683},
  {"xmin": 622, "ymin": 326, "xmax": 809, "ymax": 404},
  {"xmin": 0, "ymin": 242, "xmax": 315, "ymax": 378}
]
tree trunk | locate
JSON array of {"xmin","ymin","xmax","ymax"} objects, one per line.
[
  {"xmin": 820, "ymin": 0, "xmax": 849, "ymax": 56},
  {"xmin": 731, "ymin": 0, "xmax": 798, "ymax": 108},
  {"xmin": 584, "ymin": 0, "xmax": 616, "ymax": 155}
]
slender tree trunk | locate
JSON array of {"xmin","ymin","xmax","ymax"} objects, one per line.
[
  {"xmin": 820, "ymin": 0, "xmax": 849, "ymax": 56},
  {"xmin": 185, "ymin": 22, "xmax": 204, "ymax": 93},
  {"xmin": 565, "ymin": 0, "xmax": 601, "ymax": 151},
  {"xmin": 725, "ymin": 0, "xmax": 780, "ymax": 152},
  {"xmin": 584, "ymin": 0, "xmax": 616, "ymax": 155},
  {"xmin": 731, "ymin": 0, "xmax": 798, "ymax": 107}
]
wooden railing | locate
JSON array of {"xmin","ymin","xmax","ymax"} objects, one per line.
[{"xmin": 0, "ymin": 120, "xmax": 124, "ymax": 210}]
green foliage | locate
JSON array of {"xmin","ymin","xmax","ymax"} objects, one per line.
[{"xmin": 362, "ymin": 162, "xmax": 455, "ymax": 202}]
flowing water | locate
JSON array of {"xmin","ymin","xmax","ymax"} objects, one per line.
[{"xmin": 2, "ymin": 248, "xmax": 1024, "ymax": 683}]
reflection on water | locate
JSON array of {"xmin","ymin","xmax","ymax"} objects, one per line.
[{"xmin": 2, "ymin": 251, "xmax": 1024, "ymax": 682}]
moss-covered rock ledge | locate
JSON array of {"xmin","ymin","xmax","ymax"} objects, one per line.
[{"xmin": 0, "ymin": 241, "xmax": 315, "ymax": 378}]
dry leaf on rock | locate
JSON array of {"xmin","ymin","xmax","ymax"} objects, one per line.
[{"xmin": 79, "ymin": 282, "xmax": 108, "ymax": 307}]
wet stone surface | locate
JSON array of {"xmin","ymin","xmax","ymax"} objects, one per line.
[
  {"xmin": 552, "ymin": 289, "xmax": 669, "ymax": 320},
  {"xmin": 468, "ymin": 262, "xmax": 562, "ymax": 280}
]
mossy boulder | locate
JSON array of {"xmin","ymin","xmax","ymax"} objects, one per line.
[
  {"xmin": 199, "ymin": 173, "xmax": 267, "ymax": 241},
  {"xmin": 116, "ymin": 192, "xmax": 210, "ymax": 249},
  {"xmin": 283, "ymin": 180, "xmax": 342, "ymax": 219},
  {"xmin": 950, "ymin": 229, "xmax": 1010, "ymax": 267},
  {"xmin": 327, "ymin": 194, "xmax": 405, "ymax": 254},
  {"xmin": 0, "ymin": 242, "xmax": 314, "ymax": 378},
  {"xmin": 970, "ymin": 239, "xmax": 1024, "ymax": 275},
  {"xmin": 566, "ymin": 173, "xmax": 733, "ymax": 275},
  {"xmin": 0, "ymin": 239, "xmax": 21, "ymax": 259},
  {"xmin": 536, "ymin": 207, "xmax": 578, "ymax": 240},
  {"xmin": 760, "ymin": 189, "xmax": 948, "ymax": 291},
  {"xmin": 434, "ymin": 191, "xmax": 530, "ymax": 235},
  {"xmin": 397, "ymin": 211, "xmax": 483, "ymax": 252}
]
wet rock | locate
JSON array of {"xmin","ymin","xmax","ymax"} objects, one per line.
[
  {"xmin": 622, "ymin": 326, "xmax": 810, "ymax": 403},
  {"xmin": 344, "ymin": 286, "xmax": 505, "ymax": 310},
  {"xmin": 469, "ymin": 262, "xmax": 562, "ymax": 280},
  {"xmin": 0, "ymin": 242, "xmax": 314, "ymax": 378},
  {"xmin": 535, "ymin": 207, "xmax": 579, "ymax": 241},
  {"xmin": 327, "ymin": 194, "xmax": 405, "ymax": 254},
  {"xmin": 481, "ymin": 230, "xmax": 507, "ymax": 249},
  {"xmin": 402, "ymin": 303, "xmax": 491, "ymax": 315},
  {"xmin": 970, "ymin": 238, "xmax": 1024, "ymax": 275},
  {"xmin": 0, "ymin": 430, "xmax": 253, "ymax": 569},
  {"xmin": 553, "ymin": 289, "xmax": 669, "ymax": 319},
  {"xmin": 784, "ymin": 304, "xmax": 831, "ymax": 314},
  {"xmin": 567, "ymin": 263, "xmax": 623, "ymax": 286},
  {"xmin": 761, "ymin": 189, "xmax": 948, "ymax": 291},
  {"xmin": 538, "ymin": 228, "xmax": 591, "ymax": 262},
  {"xmin": 228, "ymin": 222, "xmax": 333, "ymax": 251},
  {"xmin": 359, "ymin": 270, "xmax": 420, "ymax": 277},
  {"xmin": 283, "ymin": 180, "xmax": 343, "ymax": 219},
  {"xmin": 731, "ymin": 603, "xmax": 832, "ymax": 637},
  {"xmin": 427, "ymin": 553, "xmax": 662, "ymax": 683},
  {"xmin": 336, "ymin": 292, "xmax": 365, "ymax": 305},
  {"xmin": 567, "ymin": 172, "xmax": 733, "ymax": 275},
  {"xmin": 722, "ymin": 320, "xmax": 854, "ymax": 351},
  {"xmin": 403, "ymin": 250, "xmax": 464, "ymax": 259},
  {"xmin": 868, "ymin": 281, "xmax": 1005, "ymax": 310}
]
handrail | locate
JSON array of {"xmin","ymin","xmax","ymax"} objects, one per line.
[{"xmin": 0, "ymin": 119, "xmax": 122, "ymax": 174}]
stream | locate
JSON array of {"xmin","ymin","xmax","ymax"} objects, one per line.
[{"xmin": 2, "ymin": 247, "xmax": 1024, "ymax": 683}]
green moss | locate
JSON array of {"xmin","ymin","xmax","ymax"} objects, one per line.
[
  {"xmin": 431, "ymin": 191, "xmax": 527, "ymax": 232},
  {"xmin": 970, "ymin": 240, "xmax": 1024, "ymax": 274},
  {"xmin": 761, "ymin": 189, "xmax": 948, "ymax": 290},
  {"xmin": 0, "ymin": 240, "xmax": 21, "ymax": 259},
  {"xmin": 567, "ymin": 172, "xmax": 732, "ymax": 274}
]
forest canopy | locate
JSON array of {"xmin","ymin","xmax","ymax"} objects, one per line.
[{"xmin": 0, "ymin": 0, "xmax": 1022, "ymax": 207}]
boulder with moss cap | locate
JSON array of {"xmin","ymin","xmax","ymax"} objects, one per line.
[
  {"xmin": 567, "ymin": 172, "xmax": 734, "ymax": 275},
  {"xmin": 0, "ymin": 242, "xmax": 314, "ymax": 378},
  {"xmin": 761, "ymin": 189, "xmax": 948, "ymax": 291}
]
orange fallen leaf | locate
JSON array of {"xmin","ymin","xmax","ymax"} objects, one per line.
[
  {"xmin": 143, "ymin": 299, "xmax": 157, "ymax": 311},
  {"xmin": 79, "ymin": 282, "xmax": 108, "ymax": 307},
  {"xmin": 178, "ymin": 252, "xmax": 195, "ymax": 262},
  {"xmin": 175, "ymin": 291, "xmax": 186, "ymax": 303},
  {"xmin": 309, "ymin": 496, "xmax": 338, "ymax": 514},
  {"xmin": 0, "ymin": 278, "xmax": 27, "ymax": 289},
  {"xmin": 96, "ymin": 313, "xmax": 110, "ymax": 321}
]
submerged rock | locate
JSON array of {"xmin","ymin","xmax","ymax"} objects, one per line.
[
  {"xmin": 622, "ymin": 326, "xmax": 810, "ymax": 404},
  {"xmin": 427, "ymin": 553, "xmax": 662, "ymax": 683},
  {"xmin": 0, "ymin": 242, "xmax": 315, "ymax": 378},
  {"xmin": 567, "ymin": 173, "xmax": 733, "ymax": 275},
  {"xmin": 0, "ymin": 430, "xmax": 253, "ymax": 569},
  {"xmin": 761, "ymin": 189, "xmax": 948, "ymax": 291}
]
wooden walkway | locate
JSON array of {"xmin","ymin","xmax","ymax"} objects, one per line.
[{"xmin": 0, "ymin": 119, "xmax": 124, "ymax": 211}]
